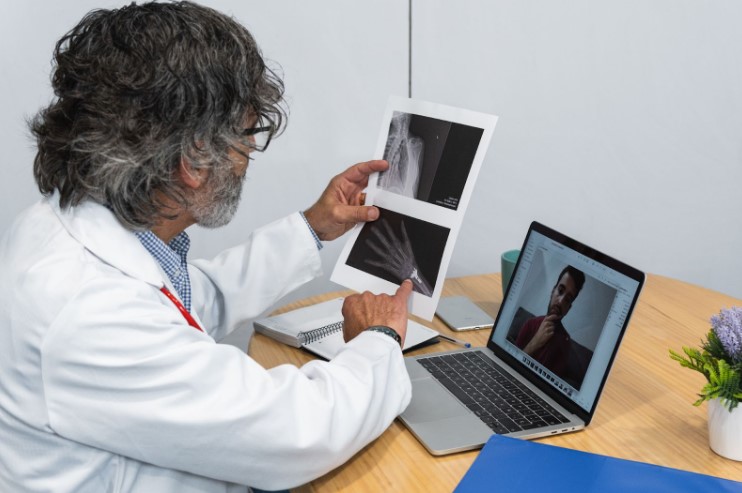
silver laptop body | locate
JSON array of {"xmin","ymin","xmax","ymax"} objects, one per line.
[{"xmin": 399, "ymin": 221, "xmax": 644, "ymax": 455}]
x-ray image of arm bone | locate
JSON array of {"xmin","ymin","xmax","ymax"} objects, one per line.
[
  {"xmin": 378, "ymin": 112, "xmax": 424, "ymax": 198},
  {"xmin": 364, "ymin": 218, "xmax": 433, "ymax": 296}
]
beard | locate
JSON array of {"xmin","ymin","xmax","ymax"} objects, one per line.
[
  {"xmin": 190, "ymin": 164, "xmax": 246, "ymax": 229},
  {"xmin": 548, "ymin": 304, "xmax": 562, "ymax": 317}
]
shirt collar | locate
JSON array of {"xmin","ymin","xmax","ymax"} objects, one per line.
[{"xmin": 134, "ymin": 230, "xmax": 190, "ymax": 282}]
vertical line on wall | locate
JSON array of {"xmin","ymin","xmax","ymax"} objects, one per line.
[{"xmin": 408, "ymin": 0, "xmax": 412, "ymax": 97}]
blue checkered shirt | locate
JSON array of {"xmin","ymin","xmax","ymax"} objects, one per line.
[
  {"xmin": 135, "ymin": 230, "xmax": 193, "ymax": 312},
  {"xmin": 300, "ymin": 211, "xmax": 323, "ymax": 250}
]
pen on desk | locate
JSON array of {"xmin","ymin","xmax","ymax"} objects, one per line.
[{"xmin": 437, "ymin": 333, "xmax": 472, "ymax": 348}]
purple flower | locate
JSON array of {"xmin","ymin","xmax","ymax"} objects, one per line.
[{"xmin": 711, "ymin": 306, "xmax": 742, "ymax": 363}]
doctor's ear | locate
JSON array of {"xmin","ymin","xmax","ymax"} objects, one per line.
[{"xmin": 178, "ymin": 158, "xmax": 209, "ymax": 189}]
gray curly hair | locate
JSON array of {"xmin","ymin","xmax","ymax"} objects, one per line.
[{"xmin": 30, "ymin": 1, "xmax": 286, "ymax": 229}]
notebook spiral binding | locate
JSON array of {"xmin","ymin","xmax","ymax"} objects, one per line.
[{"xmin": 300, "ymin": 321, "xmax": 344, "ymax": 345}]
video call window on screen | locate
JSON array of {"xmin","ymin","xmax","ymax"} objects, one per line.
[
  {"xmin": 502, "ymin": 252, "xmax": 616, "ymax": 393},
  {"xmin": 492, "ymin": 231, "xmax": 638, "ymax": 412}
]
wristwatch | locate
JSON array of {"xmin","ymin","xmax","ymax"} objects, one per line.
[{"xmin": 365, "ymin": 325, "xmax": 402, "ymax": 347}]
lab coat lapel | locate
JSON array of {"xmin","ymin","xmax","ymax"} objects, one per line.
[
  {"xmin": 49, "ymin": 196, "xmax": 164, "ymax": 288},
  {"xmin": 49, "ymin": 197, "xmax": 209, "ymax": 332}
]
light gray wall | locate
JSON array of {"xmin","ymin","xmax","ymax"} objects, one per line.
[
  {"xmin": 413, "ymin": 0, "xmax": 742, "ymax": 300},
  {"xmin": 1, "ymin": 2, "xmax": 740, "ymax": 348}
]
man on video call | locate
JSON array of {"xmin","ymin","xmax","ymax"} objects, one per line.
[{"xmin": 515, "ymin": 266, "xmax": 586, "ymax": 377}]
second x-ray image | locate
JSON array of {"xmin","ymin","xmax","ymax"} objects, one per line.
[
  {"xmin": 345, "ymin": 208, "xmax": 450, "ymax": 297},
  {"xmin": 378, "ymin": 111, "xmax": 485, "ymax": 210}
]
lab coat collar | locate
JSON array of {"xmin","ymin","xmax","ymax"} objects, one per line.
[{"xmin": 48, "ymin": 194, "xmax": 164, "ymax": 287}]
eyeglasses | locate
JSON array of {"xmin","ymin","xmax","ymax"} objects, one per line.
[{"xmin": 242, "ymin": 125, "xmax": 273, "ymax": 151}]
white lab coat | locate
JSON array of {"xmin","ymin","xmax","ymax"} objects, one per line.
[{"xmin": 0, "ymin": 196, "xmax": 412, "ymax": 492}]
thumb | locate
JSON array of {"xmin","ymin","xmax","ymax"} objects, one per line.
[{"xmin": 341, "ymin": 204, "xmax": 379, "ymax": 223}]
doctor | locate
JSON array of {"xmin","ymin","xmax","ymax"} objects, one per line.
[{"xmin": 0, "ymin": 2, "xmax": 413, "ymax": 492}]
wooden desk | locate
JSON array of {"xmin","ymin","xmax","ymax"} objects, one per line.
[{"xmin": 248, "ymin": 274, "xmax": 742, "ymax": 491}]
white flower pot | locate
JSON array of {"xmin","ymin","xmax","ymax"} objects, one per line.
[{"xmin": 708, "ymin": 398, "xmax": 742, "ymax": 461}]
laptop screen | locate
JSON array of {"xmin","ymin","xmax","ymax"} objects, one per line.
[{"xmin": 488, "ymin": 222, "xmax": 643, "ymax": 418}]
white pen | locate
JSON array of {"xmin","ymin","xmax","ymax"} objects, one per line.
[{"xmin": 437, "ymin": 333, "xmax": 472, "ymax": 348}]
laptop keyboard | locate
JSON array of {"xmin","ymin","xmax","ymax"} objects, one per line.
[{"xmin": 417, "ymin": 351, "xmax": 571, "ymax": 434}]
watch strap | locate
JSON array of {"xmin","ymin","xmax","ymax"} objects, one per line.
[{"xmin": 365, "ymin": 325, "xmax": 402, "ymax": 347}]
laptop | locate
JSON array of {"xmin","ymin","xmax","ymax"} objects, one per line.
[{"xmin": 399, "ymin": 221, "xmax": 644, "ymax": 455}]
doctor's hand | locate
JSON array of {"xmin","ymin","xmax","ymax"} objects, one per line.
[
  {"xmin": 303, "ymin": 160, "xmax": 388, "ymax": 241},
  {"xmin": 341, "ymin": 280, "xmax": 413, "ymax": 347}
]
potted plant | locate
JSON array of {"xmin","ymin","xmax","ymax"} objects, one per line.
[{"xmin": 670, "ymin": 306, "xmax": 742, "ymax": 461}]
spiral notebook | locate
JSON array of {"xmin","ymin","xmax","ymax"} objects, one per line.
[{"xmin": 253, "ymin": 297, "xmax": 440, "ymax": 360}]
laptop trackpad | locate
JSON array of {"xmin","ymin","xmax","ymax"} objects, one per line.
[{"xmin": 405, "ymin": 378, "xmax": 471, "ymax": 422}]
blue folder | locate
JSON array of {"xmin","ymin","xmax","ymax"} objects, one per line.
[{"xmin": 454, "ymin": 435, "xmax": 741, "ymax": 492}]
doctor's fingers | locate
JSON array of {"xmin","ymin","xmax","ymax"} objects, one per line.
[{"xmin": 337, "ymin": 160, "xmax": 389, "ymax": 186}]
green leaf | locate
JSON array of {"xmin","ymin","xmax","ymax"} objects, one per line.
[{"xmin": 670, "ymin": 330, "xmax": 742, "ymax": 409}]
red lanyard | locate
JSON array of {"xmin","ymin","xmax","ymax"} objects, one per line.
[{"xmin": 160, "ymin": 286, "xmax": 203, "ymax": 332}]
